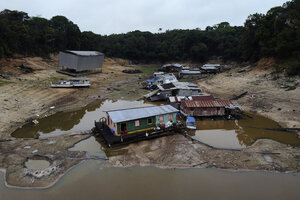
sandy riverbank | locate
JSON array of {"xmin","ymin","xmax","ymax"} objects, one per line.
[
  {"xmin": 0, "ymin": 56, "xmax": 155, "ymax": 187},
  {"xmin": 197, "ymin": 64, "xmax": 300, "ymax": 129},
  {"xmin": 0, "ymin": 57, "xmax": 299, "ymax": 188}
]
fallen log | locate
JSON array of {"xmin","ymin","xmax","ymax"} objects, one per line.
[{"xmin": 231, "ymin": 91, "xmax": 248, "ymax": 100}]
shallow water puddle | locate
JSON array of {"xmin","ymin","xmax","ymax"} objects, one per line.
[
  {"xmin": 190, "ymin": 113, "xmax": 300, "ymax": 149},
  {"xmin": 193, "ymin": 129, "xmax": 247, "ymax": 149},
  {"xmin": 12, "ymin": 100, "xmax": 300, "ymax": 148},
  {"xmin": 12, "ymin": 100, "xmax": 158, "ymax": 138},
  {"xmin": 25, "ymin": 159, "xmax": 50, "ymax": 170},
  {"xmin": 1, "ymin": 160, "xmax": 300, "ymax": 200}
]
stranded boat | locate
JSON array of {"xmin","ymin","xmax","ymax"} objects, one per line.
[
  {"xmin": 50, "ymin": 78, "xmax": 90, "ymax": 88},
  {"xmin": 186, "ymin": 116, "xmax": 196, "ymax": 130},
  {"xmin": 94, "ymin": 105, "xmax": 183, "ymax": 147}
]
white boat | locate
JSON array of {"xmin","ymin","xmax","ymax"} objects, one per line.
[
  {"xmin": 51, "ymin": 78, "xmax": 90, "ymax": 88},
  {"xmin": 186, "ymin": 116, "xmax": 196, "ymax": 130}
]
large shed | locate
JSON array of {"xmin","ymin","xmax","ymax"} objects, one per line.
[{"xmin": 58, "ymin": 50, "xmax": 104, "ymax": 72}]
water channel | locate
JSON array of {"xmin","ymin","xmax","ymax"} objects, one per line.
[
  {"xmin": 1, "ymin": 160, "xmax": 300, "ymax": 200},
  {"xmin": 4, "ymin": 99, "xmax": 300, "ymax": 199},
  {"xmin": 12, "ymin": 99, "xmax": 300, "ymax": 149}
]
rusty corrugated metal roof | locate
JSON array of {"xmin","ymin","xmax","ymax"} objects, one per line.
[
  {"xmin": 191, "ymin": 95, "xmax": 215, "ymax": 101},
  {"xmin": 181, "ymin": 100, "xmax": 224, "ymax": 108},
  {"xmin": 181, "ymin": 100, "xmax": 242, "ymax": 109}
]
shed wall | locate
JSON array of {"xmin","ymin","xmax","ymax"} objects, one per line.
[
  {"xmin": 59, "ymin": 52, "xmax": 78, "ymax": 70},
  {"xmin": 177, "ymin": 89, "xmax": 199, "ymax": 96},
  {"xmin": 59, "ymin": 52, "xmax": 104, "ymax": 72},
  {"xmin": 182, "ymin": 107, "xmax": 225, "ymax": 117},
  {"xmin": 77, "ymin": 55, "xmax": 104, "ymax": 71}
]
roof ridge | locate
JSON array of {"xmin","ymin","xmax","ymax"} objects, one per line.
[{"xmin": 104, "ymin": 104, "xmax": 171, "ymax": 113}]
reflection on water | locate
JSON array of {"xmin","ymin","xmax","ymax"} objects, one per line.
[
  {"xmin": 12, "ymin": 100, "xmax": 300, "ymax": 149},
  {"xmin": 1, "ymin": 161, "xmax": 300, "ymax": 200},
  {"xmin": 12, "ymin": 100, "xmax": 158, "ymax": 138},
  {"xmin": 191, "ymin": 113, "xmax": 300, "ymax": 149}
]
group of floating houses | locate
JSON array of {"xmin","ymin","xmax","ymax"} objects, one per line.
[
  {"xmin": 50, "ymin": 50, "xmax": 241, "ymax": 147},
  {"xmin": 95, "ymin": 65, "xmax": 242, "ymax": 147}
]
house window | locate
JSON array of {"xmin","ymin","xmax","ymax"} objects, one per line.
[
  {"xmin": 135, "ymin": 120, "xmax": 140, "ymax": 127},
  {"xmin": 169, "ymin": 114, "xmax": 173, "ymax": 121},
  {"xmin": 147, "ymin": 118, "xmax": 153, "ymax": 124},
  {"xmin": 159, "ymin": 115, "xmax": 164, "ymax": 122}
]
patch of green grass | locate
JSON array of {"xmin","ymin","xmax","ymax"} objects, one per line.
[
  {"xmin": 0, "ymin": 79, "xmax": 12, "ymax": 86},
  {"xmin": 48, "ymin": 76, "xmax": 63, "ymax": 83},
  {"xmin": 135, "ymin": 65, "xmax": 160, "ymax": 74}
]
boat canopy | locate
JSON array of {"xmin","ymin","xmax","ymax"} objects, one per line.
[
  {"xmin": 146, "ymin": 77, "xmax": 159, "ymax": 83},
  {"xmin": 187, "ymin": 116, "xmax": 196, "ymax": 123}
]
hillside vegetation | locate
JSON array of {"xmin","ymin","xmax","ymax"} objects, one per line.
[{"xmin": 0, "ymin": 0, "xmax": 299, "ymax": 75}]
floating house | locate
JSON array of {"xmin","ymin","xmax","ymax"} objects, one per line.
[
  {"xmin": 201, "ymin": 64, "xmax": 221, "ymax": 73},
  {"xmin": 153, "ymin": 72, "xmax": 164, "ymax": 77},
  {"xmin": 168, "ymin": 95, "xmax": 215, "ymax": 109},
  {"xmin": 161, "ymin": 63, "xmax": 183, "ymax": 72},
  {"xmin": 145, "ymin": 82, "xmax": 203, "ymax": 101},
  {"xmin": 178, "ymin": 68, "xmax": 201, "ymax": 78},
  {"xmin": 94, "ymin": 105, "xmax": 181, "ymax": 147},
  {"xmin": 105, "ymin": 105, "xmax": 178, "ymax": 136},
  {"xmin": 180, "ymin": 100, "xmax": 242, "ymax": 117},
  {"xmin": 146, "ymin": 73, "xmax": 178, "ymax": 89},
  {"xmin": 58, "ymin": 50, "xmax": 104, "ymax": 76}
]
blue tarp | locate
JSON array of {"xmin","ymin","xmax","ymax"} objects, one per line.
[
  {"xmin": 187, "ymin": 116, "xmax": 196, "ymax": 123},
  {"xmin": 146, "ymin": 77, "xmax": 159, "ymax": 83}
]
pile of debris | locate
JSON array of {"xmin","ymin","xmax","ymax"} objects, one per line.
[
  {"xmin": 122, "ymin": 69, "xmax": 142, "ymax": 74},
  {"xmin": 17, "ymin": 64, "xmax": 34, "ymax": 73}
]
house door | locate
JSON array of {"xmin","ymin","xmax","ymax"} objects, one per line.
[{"xmin": 120, "ymin": 123, "xmax": 127, "ymax": 134}]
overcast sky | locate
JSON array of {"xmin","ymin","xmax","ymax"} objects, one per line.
[{"xmin": 0, "ymin": 0, "xmax": 288, "ymax": 35}]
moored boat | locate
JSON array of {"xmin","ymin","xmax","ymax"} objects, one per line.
[
  {"xmin": 50, "ymin": 78, "xmax": 90, "ymax": 88},
  {"xmin": 186, "ymin": 116, "xmax": 196, "ymax": 130}
]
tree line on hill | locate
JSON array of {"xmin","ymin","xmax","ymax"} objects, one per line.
[{"xmin": 0, "ymin": 0, "xmax": 299, "ymax": 75}]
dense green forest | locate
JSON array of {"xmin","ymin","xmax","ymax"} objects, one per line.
[{"xmin": 0, "ymin": 0, "xmax": 299, "ymax": 74}]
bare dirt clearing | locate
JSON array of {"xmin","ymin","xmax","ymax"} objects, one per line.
[
  {"xmin": 0, "ymin": 56, "xmax": 152, "ymax": 138},
  {"xmin": 0, "ymin": 57, "xmax": 299, "ymax": 188},
  {"xmin": 197, "ymin": 65, "xmax": 300, "ymax": 129}
]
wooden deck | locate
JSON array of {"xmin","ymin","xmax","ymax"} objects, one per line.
[{"xmin": 93, "ymin": 121, "xmax": 184, "ymax": 147}]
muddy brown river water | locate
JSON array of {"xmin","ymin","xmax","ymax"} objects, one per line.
[
  {"xmin": 1, "ymin": 160, "xmax": 300, "ymax": 200},
  {"xmin": 4, "ymin": 100, "xmax": 300, "ymax": 199},
  {"xmin": 12, "ymin": 100, "xmax": 300, "ymax": 149}
]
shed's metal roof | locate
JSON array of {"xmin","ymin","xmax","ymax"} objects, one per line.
[
  {"xmin": 168, "ymin": 95, "xmax": 215, "ymax": 103},
  {"xmin": 158, "ymin": 82, "xmax": 202, "ymax": 91},
  {"xmin": 182, "ymin": 100, "xmax": 224, "ymax": 108},
  {"xmin": 106, "ymin": 105, "xmax": 178, "ymax": 123},
  {"xmin": 203, "ymin": 64, "xmax": 221, "ymax": 67},
  {"xmin": 181, "ymin": 100, "xmax": 242, "ymax": 109},
  {"xmin": 64, "ymin": 50, "xmax": 104, "ymax": 56}
]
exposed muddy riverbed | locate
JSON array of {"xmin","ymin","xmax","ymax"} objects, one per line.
[{"xmin": 1, "ymin": 160, "xmax": 300, "ymax": 200}]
